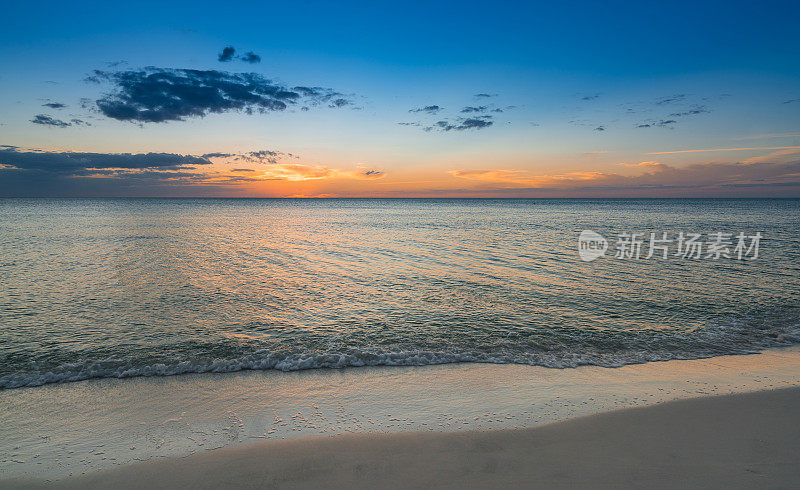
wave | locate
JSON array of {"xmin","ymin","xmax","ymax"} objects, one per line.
[{"xmin": 3, "ymin": 328, "xmax": 800, "ymax": 389}]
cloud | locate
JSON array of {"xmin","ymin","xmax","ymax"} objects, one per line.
[
  {"xmin": 637, "ymin": 119, "xmax": 677, "ymax": 128},
  {"xmin": 668, "ymin": 106, "xmax": 709, "ymax": 117},
  {"xmin": 0, "ymin": 146, "xmax": 213, "ymax": 173},
  {"xmin": 218, "ymin": 46, "xmax": 236, "ymax": 62},
  {"xmin": 328, "ymin": 98, "xmax": 350, "ymax": 108},
  {"xmin": 240, "ymin": 52, "xmax": 261, "ymax": 63},
  {"xmin": 655, "ymin": 94, "xmax": 686, "ymax": 105},
  {"xmin": 426, "ymin": 116, "xmax": 493, "ymax": 131},
  {"xmin": 409, "ymin": 105, "xmax": 442, "ymax": 114},
  {"xmin": 30, "ymin": 114, "xmax": 70, "ymax": 127},
  {"xmin": 783, "ymin": 98, "xmax": 799, "ymax": 104},
  {"xmin": 742, "ymin": 148, "xmax": 800, "ymax": 164},
  {"xmin": 449, "ymin": 159, "xmax": 800, "ymax": 195},
  {"xmin": 733, "ymin": 133, "xmax": 800, "ymax": 140},
  {"xmin": 618, "ymin": 161, "xmax": 663, "ymax": 168},
  {"xmin": 240, "ymin": 150, "xmax": 282, "ymax": 164},
  {"xmin": 582, "ymin": 94, "xmax": 600, "ymax": 101},
  {"xmin": 0, "ymin": 146, "xmax": 384, "ymax": 196},
  {"xmin": 91, "ymin": 68, "xmax": 352, "ymax": 123},
  {"xmin": 645, "ymin": 145, "xmax": 800, "ymax": 155},
  {"xmin": 351, "ymin": 166, "xmax": 385, "ymax": 180},
  {"xmin": 42, "ymin": 102, "xmax": 66, "ymax": 109},
  {"xmin": 200, "ymin": 152, "xmax": 235, "ymax": 159},
  {"xmin": 474, "ymin": 93, "xmax": 496, "ymax": 98},
  {"xmin": 594, "ymin": 126, "xmax": 605, "ymax": 131},
  {"xmin": 219, "ymin": 46, "xmax": 262, "ymax": 63},
  {"xmin": 460, "ymin": 106, "xmax": 487, "ymax": 113},
  {"xmin": 200, "ymin": 149, "xmax": 298, "ymax": 164}
]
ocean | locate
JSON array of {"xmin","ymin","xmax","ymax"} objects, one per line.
[{"xmin": 2, "ymin": 198, "xmax": 799, "ymax": 389}]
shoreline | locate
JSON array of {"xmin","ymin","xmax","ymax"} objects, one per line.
[
  {"xmin": 12, "ymin": 386, "xmax": 800, "ymax": 488},
  {"xmin": 2, "ymin": 346, "xmax": 800, "ymax": 481}
]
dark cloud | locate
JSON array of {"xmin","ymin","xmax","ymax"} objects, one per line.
[
  {"xmin": 460, "ymin": 106, "xmax": 487, "ymax": 113},
  {"xmin": 582, "ymin": 94, "xmax": 600, "ymax": 101},
  {"xmin": 0, "ymin": 146, "xmax": 339, "ymax": 196},
  {"xmin": 783, "ymin": 98, "xmax": 799, "ymax": 104},
  {"xmin": 637, "ymin": 119, "xmax": 677, "ymax": 128},
  {"xmin": 201, "ymin": 152, "xmax": 235, "ymax": 158},
  {"xmin": 241, "ymin": 150, "xmax": 281, "ymax": 164},
  {"xmin": 218, "ymin": 46, "xmax": 236, "ymax": 62},
  {"xmin": 655, "ymin": 94, "xmax": 687, "ymax": 105},
  {"xmin": 30, "ymin": 114, "xmax": 70, "ymax": 127},
  {"xmin": 42, "ymin": 102, "xmax": 66, "ymax": 109},
  {"xmin": 328, "ymin": 98, "xmax": 350, "ymax": 108},
  {"xmin": 427, "ymin": 116, "xmax": 493, "ymax": 131},
  {"xmin": 594, "ymin": 126, "xmax": 605, "ymax": 131},
  {"xmin": 474, "ymin": 93, "xmax": 496, "ymax": 98},
  {"xmin": 668, "ymin": 106, "xmax": 709, "ymax": 117},
  {"xmin": 240, "ymin": 52, "xmax": 261, "ymax": 63},
  {"xmin": 0, "ymin": 147, "xmax": 213, "ymax": 174},
  {"xmin": 409, "ymin": 105, "xmax": 442, "ymax": 114},
  {"xmin": 219, "ymin": 46, "xmax": 261, "ymax": 63},
  {"xmin": 91, "ymin": 68, "xmax": 351, "ymax": 123}
]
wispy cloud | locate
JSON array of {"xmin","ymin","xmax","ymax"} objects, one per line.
[
  {"xmin": 30, "ymin": 114, "xmax": 90, "ymax": 128},
  {"xmin": 240, "ymin": 52, "xmax": 261, "ymax": 64},
  {"xmin": 425, "ymin": 116, "xmax": 493, "ymax": 131},
  {"xmin": 30, "ymin": 114, "xmax": 70, "ymax": 127},
  {"xmin": 645, "ymin": 146, "xmax": 800, "ymax": 155},
  {"xmin": 450, "ymin": 159, "xmax": 800, "ymax": 194},
  {"xmin": 732, "ymin": 133, "xmax": 800, "ymax": 140},
  {"xmin": 655, "ymin": 94, "xmax": 687, "ymax": 105},
  {"xmin": 409, "ymin": 105, "xmax": 442, "ymax": 114},
  {"xmin": 460, "ymin": 106, "xmax": 487, "ymax": 113},
  {"xmin": 637, "ymin": 120, "xmax": 677, "ymax": 128}
]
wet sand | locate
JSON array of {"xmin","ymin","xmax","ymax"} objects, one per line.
[{"xmin": 10, "ymin": 386, "xmax": 800, "ymax": 489}]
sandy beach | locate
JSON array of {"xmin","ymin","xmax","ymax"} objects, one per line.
[{"xmin": 8, "ymin": 386, "xmax": 797, "ymax": 488}]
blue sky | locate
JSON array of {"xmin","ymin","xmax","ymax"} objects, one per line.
[{"xmin": 1, "ymin": 0, "xmax": 799, "ymax": 197}]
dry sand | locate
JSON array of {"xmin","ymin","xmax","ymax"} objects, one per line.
[{"xmin": 11, "ymin": 386, "xmax": 800, "ymax": 489}]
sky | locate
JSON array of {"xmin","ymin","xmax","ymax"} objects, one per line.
[{"xmin": 1, "ymin": 0, "xmax": 799, "ymax": 197}]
